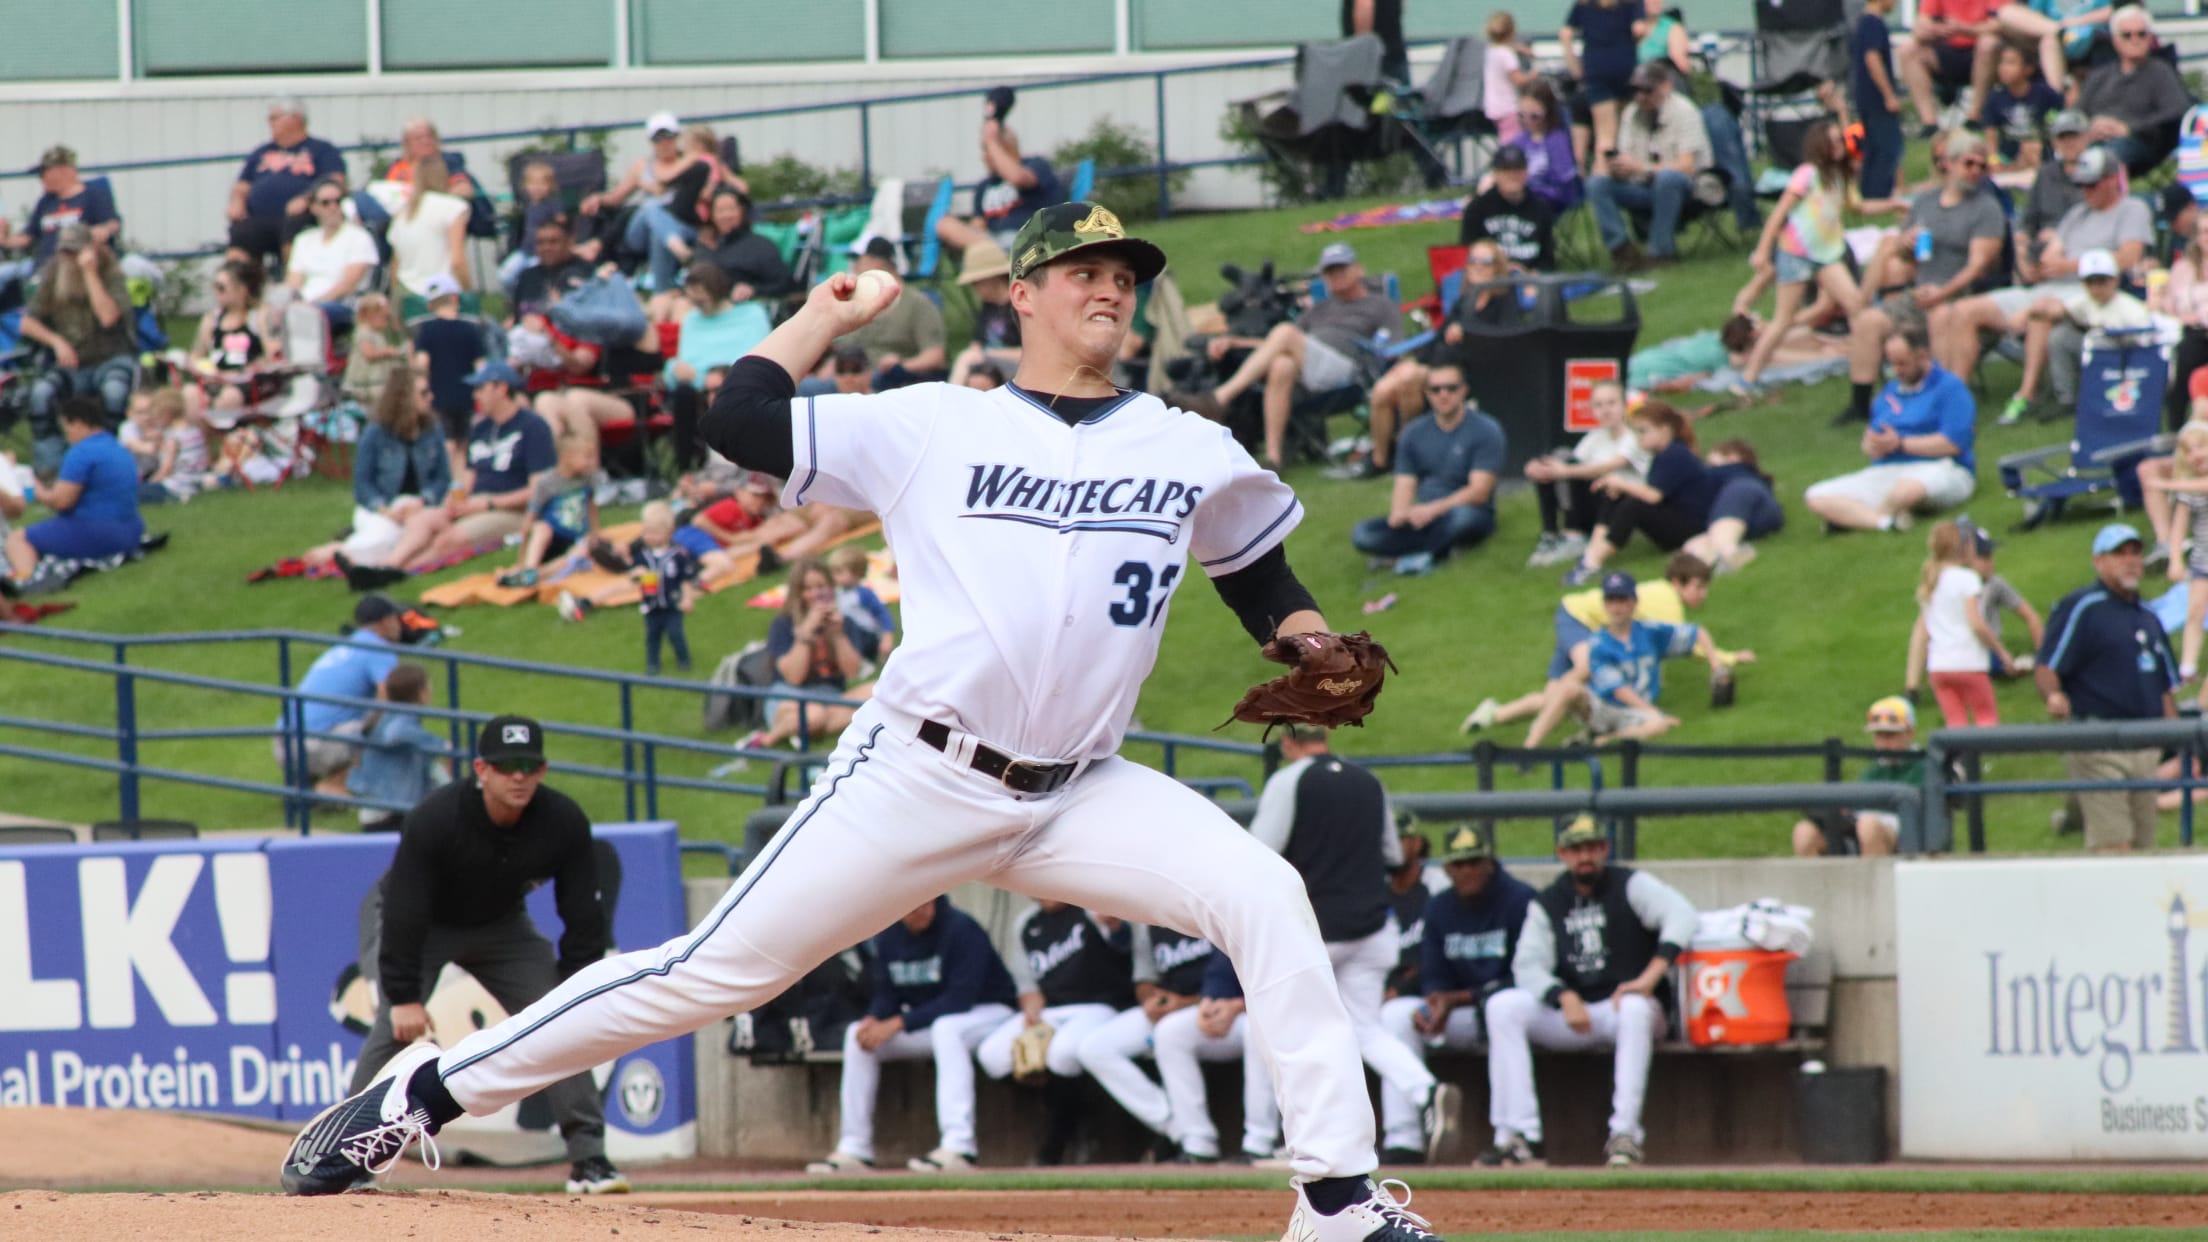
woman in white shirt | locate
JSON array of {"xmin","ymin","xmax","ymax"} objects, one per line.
[
  {"xmin": 1909, "ymin": 520, "xmax": 2012, "ymax": 727},
  {"xmin": 384, "ymin": 154, "xmax": 470, "ymax": 301},
  {"xmin": 284, "ymin": 175, "xmax": 380, "ymax": 328},
  {"xmin": 1524, "ymin": 378, "xmax": 1651, "ymax": 567}
]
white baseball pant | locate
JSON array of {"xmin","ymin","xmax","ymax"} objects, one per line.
[
  {"xmin": 1483, "ymin": 987, "xmax": 1665, "ymax": 1144},
  {"xmin": 434, "ymin": 701, "xmax": 1378, "ymax": 1182},
  {"xmin": 1154, "ymin": 1006, "xmax": 1279, "ymax": 1158},
  {"xmin": 834, "ymin": 1003, "xmax": 1012, "ymax": 1160},
  {"xmin": 1377, "ymin": 996, "xmax": 1481, "ymax": 1152},
  {"xmin": 976, "ymin": 1003, "xmax": 1119, "ymax": 1079},
  {"xmin": 1329, "ymin": 923, "xmax": 1438, "ymax": 1112}
]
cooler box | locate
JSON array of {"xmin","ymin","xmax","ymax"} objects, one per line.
[{"xmin": 1679, "ymin": 948, "xmax": 1797, "ymax": 1046}]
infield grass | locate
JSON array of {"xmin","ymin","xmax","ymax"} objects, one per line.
[{"xmin": 0, "ymin": 188, "xmax": 2160, "ymax": 860}]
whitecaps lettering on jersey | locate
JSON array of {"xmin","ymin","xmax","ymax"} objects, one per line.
[{"xmin": 962, "ymin": 464, "xmax": 1202, "ymax": 541}]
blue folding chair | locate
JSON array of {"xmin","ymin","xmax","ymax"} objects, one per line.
[
  {"xmin": 912, "ymin": 176, "xmax": 957, "ymax": 281},
  {"xmin": 1068, "ymin": 158, "xmax": 1096, "ymax": 202},
  {"xmin": 1999, "ymin": 326, "xmax": 2168, "ymax": 528}
]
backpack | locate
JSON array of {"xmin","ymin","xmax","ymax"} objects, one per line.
[
  {"xmin": 727, "ymin": 946, "xmax": 871, "ymax": 1062},
  {"xmin": 702, "ymin": 640, "xmax": 778, "ymax": 732}
]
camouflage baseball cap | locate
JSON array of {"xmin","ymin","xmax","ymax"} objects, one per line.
[
  {"xmin": 1009, "ymin": 201, "xmax": 1168, "ymax": 284},
  {"xmin": 1440, "ymin": 824, "xmax": 1496, "ymax": 863},
  {"xmin": 1556, "ymin": 815, "xmax": 1606, "ymax": 848}
]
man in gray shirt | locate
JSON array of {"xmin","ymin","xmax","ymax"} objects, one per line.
[
  {"xmin": 2079, "ymin": 6, "xmax": 2192, "ymax": 174},
  {"xmin": 1841, "ymin": 132, "xmax": 2007, "ymax": 424},
  {"xmin": 1349, "ymin": 361, "xmax": 1506, "ymax": 575},
  {"xmin": 1178, "ymin": 241, "xmax": 1400, "ymax": 468},
  {"xmin": 2018, "ymin": 112, "xmax": 2091, "ymax": 247}
]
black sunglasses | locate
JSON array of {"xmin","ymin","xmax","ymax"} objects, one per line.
[
  {"xmin": 1426, "ymin": 382, "xmax": 1466, "ymax": 394},
  {"xmin": 486, "ymin": 757, "xmax": 545, "ymax": 775},
  {"xmin": 312, "ymin": 195, "xmax": 341, "ymax": 206}
]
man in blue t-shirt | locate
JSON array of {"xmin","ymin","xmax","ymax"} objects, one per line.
[
  {"xmin": 226, "ymin": 97, "xmax": 346, "ymax": 270},
  {"xmin": 271, "ymin": 593, "xmax": 406, "ymax": 794},
  {"xmin": 2, "ymin": 147, "xmax": 121, "ymax": 264},
  {"xmin": 4, "ymin": 397, "xmax": 143, "ymax": 597},
  {"xmin": 1349, "ymin": 362, "xmax": 1507, "ymax": 576},
  {"xmin": 934, "ymin": 86, "xmax": 1066, "ymax": 259},
  {"xmin": 1806, "ymin": 324, "xmax": 1977, "ymax": 532}
]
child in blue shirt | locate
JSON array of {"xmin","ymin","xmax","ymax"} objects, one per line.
[
  {"xmin": 497, "ymin": 436, "xmax": 599, "ymax": 588},
  {"xmin": 828, "ymin": 544, "xmax": 897, "ymax": 661},
  {"xmin": 1978, "ymin": 44, "xmax": 2066, "ymax": 169},
  {"xmin": 1574, "ymin": 572, "xmax": 1751, "ymax": 742},
  {"xmin": 630, "ymin": 501, "xmax": 701, "ymax": 675}
]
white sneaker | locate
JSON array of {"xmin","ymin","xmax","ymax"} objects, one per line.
[
  {"xmin": 907, "ymin": 1146, "xmax": 976, "ymax": 1172},
  {"xmin": 1281, "ymin": 1178, "xmax": 1441, "ymax": 1242},
  {"xmin": 1459, "ymin": 698, "xmax": 1499, "ymax": 734},
  {"xmin": 804, "ymin": 1150, "xmax": 875, "ymax": 1174}
]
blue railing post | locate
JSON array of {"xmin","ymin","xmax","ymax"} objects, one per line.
[
  {"xmin": 619, "ymin": 683, "xmax": 638, "ymax": 822},
  {"xmin": 276, "ymin": 635, "xmax": 293, "ymax": 695},
  {"xmin": 858, "ymin": 102, "xmax": 873, "ymax": 192},
  {"xmin": 114, "ymin": 667, "xmax": 139, "ymax": 823},
  {"xmin": 644, "ymin": 741, "xmax": 660, "ymax": 821},
  {"xmin": 288, "ymin": 688, "xmax": 310, "ymax": 834},
  {"xmin": 1160, "ymin": 740, "xmax": 1177, "ymax": 777},
  {"xmin": 445, "ymin": 660, "xmax": 464, "ymax": 754},
  {"xmin": 1153, "ymin": 72, "xmax": 1172, "ymax": 219},
  {"xmin": 2183, "ymin": 746, "xmax": 2197, "ymax": 847}
]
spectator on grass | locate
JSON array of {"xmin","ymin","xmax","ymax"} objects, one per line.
[
  {"xmin": 1346, "ymin": 0, "xmax": 1411, "ymax": 83},
  {"xmin": 385, "ymin": 116, "xmax": 481, "ymax": 202},
  {"xmin": 1585, "ymin": 62, "xmax": 1713, "ymax": 272},
  {"xmin": 307, "ymin": 366, "xmax": 450, "ymax": 573},
  {"xmin": 284, "ymin": 175, "xmax": 378, "ymax": 329},
  {"xmin": 642, "ymin": 125, "xmax": 736, "ymax": 295},
  {"xmin": 1808, "ymin": 324, "xmax": 1977, "ymax": 533},
  {"xmin": 1564, "ymin": 0, "xmax": 1642, "ymax": 175},
  {"xmin": 19, "ymin": 223, "xmax": 133, "ymax": 475},
  {"xmin": 740, "ymin": 556, "xmax": 880, "ymax": 753},
  {"xmin": 1348, "ymin": 361, "xmax": 1505, "ymax": 576},
  {"xmin": 1560, "ymin": 400, "xmax": 1713, "ymax": 587},
  {"xmin": 412, "ymin": 274, "xmax": 484, "ymax": 443},
  {"xmin": 1994, "ymin": 248, "xmax": 2151, "ymax": 424},
  {"xmin": 228, "ymin": 96, "xmax": 346, "ymax": 271},
  {"xmin": 1854, "ymin": 0, "xmax": 1906, "ymax": 200},
  {"xmin": 499, "ymin": 159, "xmax": 568, "ymax": 296},
  {"xmin": 2019, "ymin": 111, "xmax": 2093, "ymax": 256},
  {"xmin": 2078, "ymin": 6, "xmax": 2190, "ymax": 175},
  {"xmin": 183, "ymin": 257, "xmax": 284, "ymax": 432},
  {"xmin": 685, "ymin": 188, "xmax": 791, "ymax": 304},
  {"xmin": 347, "ymin": 662, "xmax": 448, "ymax": 833},
  {"xmin": 1364, "ymin": 241, "xmax": 1522, "ymax": 480},
  {"xmin": 343, "ymin": 293, "xmax": 408, "ymax": 409},
  {"xmin": 1, "ymin": 397, "xmax": 142, "ymax": 598},
  {"xmin": 579, "ymin": 112, "xmax": 693, "ymax": 257},
  {"xmin": 1175, "ymin": 242, "xmax": 1402, "ymax": 469},
  {"xmin": 1510, "ymin": 80, "xmax": 1583, "ymax": 211},
  {"xmin": 270, "ymin": 593, "xmax": 406, "ymax": 796},
  {"xmin": 2038, "ymin": 522, "xmax": 2178, "ymax": 851},
  {"xmin": 1993, "ymin": 0, "xmax": 2112, "ymax": 95},
  {"xmin": 1735, "ymin": 118, "xmax": 1861, "ymax": 395},
  {"xmin": 834, "ymin": 237, "xmax": 947, "ymax": 388},
  {"xmin": 386, "ymin": 154, "xmax": 472, "ymax": 301},
  {"xmin": 1524, "ymin": 378, "xmax": 1647, "ymax": 569},
  {"xmin": 1792, "ymin": 697, "xmax": 1924, "ymax": 856},
  {"xmin": 512, "ymin": 214, "xmax": 594, "ymax": 322},
  {"xmin": 1912, "ymin": 519, "xmax": 2011, "ymax": 728},
  {"xmin": 950, "ymin": 239, "xmax": 1021, "ymax": 387},
  {"xmin": 1839, "ymin": 133, "xmax": 2004, "ymax": 424},
  {"xmin": 3, "ymin": 146, "xmax": 120, "ymax": 264},
  {"xmin": 664, "ymin": 263, "xmax": 772, "ymax": 470},
  {"xmin": 2155, "ymin": 211, "xmax": 2208, "ymax": 430},
  {"xmin": 1681, "ymin": 439, "xmax": 1783, "ymax": 574},
  {"xmin": 1461, "ymin": 145, "xmax": 1558, "ymax": 272},
  {"xmin": 934, "ymin": 87, "xmax": 1065, "ymax": 258},
  {"xmin": 1901, "ymin": 0, "xmax": 2001, "ymax": 137},
  {"xmin": 1978, "ymin": 44, "xmax": 2066, "ymax": 170},
  {"xmin": 1484, "ymin": 14, "xmax": 1535, "ymax": 143}
]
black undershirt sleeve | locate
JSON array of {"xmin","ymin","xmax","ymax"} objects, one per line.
[
  {"xmin": 698, "ymin": 355, "xmax": 798, "ymax": 480},
  {"xmin": 1209, "ymin": 543, "xmax": 1320, "ymax": 645}
]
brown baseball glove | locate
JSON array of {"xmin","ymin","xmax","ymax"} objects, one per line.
[
  {"xmin": 1010, "ymin": 1021, "xmax": 1055, "ymax": 1083},
  {"xmin": 1224, "ymin": 630, "xmax": 1396, "ymax": 731}
]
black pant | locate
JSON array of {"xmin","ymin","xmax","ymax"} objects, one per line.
[
  {"xmin": 1537, "ymin": 478, "xmax": 1598, "ymax": 535},
  {"xmin": 351, "ymin": 894, "xmax": 605, "ymax": 1161},
  {"xmin": 645, "ymin": 609, "xmax": 690, "ymax": 673},
  {"xmin": 669, "ymin": 383, "xmax": 705, "ymax": 473},
  {"xmin": 1597, "ymin": 493, "xmax": 1704, "ymax": 552},
  {"xmin": 2170, "ymin": 327, "xmax": 2208, "ymax": 432}
]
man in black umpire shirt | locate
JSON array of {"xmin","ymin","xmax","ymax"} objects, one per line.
[{"xmin": 351, "ymin": 714, "xmax": 628, "ymax": 1195}]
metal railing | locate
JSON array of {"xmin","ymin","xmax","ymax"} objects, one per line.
[{"xmin": 1924, "ymin": 718, "xmax": 2206, "ymax": 852}]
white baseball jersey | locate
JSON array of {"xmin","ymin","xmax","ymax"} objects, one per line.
[{"xmin": 786, "ymin": 383, "xmax": 1301, "ymax": 762}]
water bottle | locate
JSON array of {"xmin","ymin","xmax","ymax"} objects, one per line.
[{"xmin": 1913, "ymin": 229, "xmax": 1933, "ymax": 263}]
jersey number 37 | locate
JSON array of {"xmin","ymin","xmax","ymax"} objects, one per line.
[{"xmin": 1108, "ymin": 560, "xmax": 1182, "ymax": 627}]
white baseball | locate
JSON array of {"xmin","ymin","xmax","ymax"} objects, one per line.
[{"xmin": 857, "ymin": 269, "xmax": 901, "ymax": 307}]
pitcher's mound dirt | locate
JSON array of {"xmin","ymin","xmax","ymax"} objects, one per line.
[{"xmin": 0, "ymin": 1107, "xmax": 294, "ymax": 1187}]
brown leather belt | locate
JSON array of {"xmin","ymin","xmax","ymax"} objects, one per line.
[{"xmin": 917, "ymin": 719, "xmax": 1079, "ymax": 795}]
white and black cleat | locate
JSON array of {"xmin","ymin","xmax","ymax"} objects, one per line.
[{"xmin": 279, "ymin": 1043, "xmax": 444, "ymax": 1196}]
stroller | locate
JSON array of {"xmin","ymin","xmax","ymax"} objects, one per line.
[{"xmin": 1234, "ymin": 34, "xmax": 1450, "ymax": 200}]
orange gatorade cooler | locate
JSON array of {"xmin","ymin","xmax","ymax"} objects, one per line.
[{"xmin": 1679, "ymin": 949, "xmax": 1797, "ymax": 1046}]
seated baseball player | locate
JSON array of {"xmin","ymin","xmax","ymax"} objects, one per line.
[
  {"xmin": 1376, "ymin": 824, "xmax": 1534, "ymax": 1163},
  {"xmin": 1381, "ymin": 819, "xmax": 1445, "ymax": 1003},
  {"xmin": 806, "ymin": 896, "xmax": 1017, "ymax": 1174},
  {"xmin": 1792, "ymin": 696, "xmax": 1925, "ymax": 857},
  {"xmin": 1481, "ymin": 817, "xmax": 1697, "ymax": 1167},
  {"xmin": 1077, "ymin": 923, "xmax": 1213, "ymax": 1160},
  {"xmin": 976, "ymin": 901, "xmax": 1134, "ymax": 1165}
]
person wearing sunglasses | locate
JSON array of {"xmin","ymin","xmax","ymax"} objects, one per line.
[
  {"xmin": 1349, "ymin": 360, "xmax": 1506, "ymax": 576},
  {"xmin": 351, "ymin": 713, "xmax": 630, "ymax": 1196},
  {"xmin": 1363, "ymin": 241, "xmax": 1527, "ymax": 481},
  {"xmin": 282, "ymin": 173, "xmax": 378, "ymax": 331},
  {"xmin": 2076, "ymin": 5, "xmax": 2191, "ymax": 175}
]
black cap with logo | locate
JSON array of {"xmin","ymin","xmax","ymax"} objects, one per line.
[{"xmin": 477, "ymin": 715, "xmax": 547, "ymax": 765}]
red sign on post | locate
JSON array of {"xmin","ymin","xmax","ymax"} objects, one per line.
[{"xmin": 1564, "ymin": 358, "xmax": 1621, "ymax": 432}]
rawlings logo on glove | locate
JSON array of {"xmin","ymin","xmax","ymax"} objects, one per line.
[{"xmin": 1222, "ymin": 630, "xmax": 1396, "ymax": 732}]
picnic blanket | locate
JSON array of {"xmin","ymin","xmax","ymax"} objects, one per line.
[
  {"xmin": 417, "ymin": 519, "xmax": 884, "ymax": 610},
  {"xmin": 743, "ymin": 550, "xmax": 901, "ymax": 611},
  {"xmin": 1299, "ymin": 198, "xmax": 1465, "ymax": 233}
]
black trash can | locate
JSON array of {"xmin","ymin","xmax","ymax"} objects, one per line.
[
  {"xmin": 1796, "ymin": 1064, "xmax": 1888, "ymax": 1164},
  {"xmin": 1441, "ymin": 274, "xmax": 1640, "ymax": 477}
]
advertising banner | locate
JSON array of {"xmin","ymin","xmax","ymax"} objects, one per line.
[
  {"xmin": 0, "ymin": 823, "xmax": 694, "ymax": 1161},
  {"xmin": 1896, "ymin": 857, "xmax": 2208, "ymax": 1159}
]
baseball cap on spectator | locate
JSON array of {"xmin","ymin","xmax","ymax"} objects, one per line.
[
  {"xmin": 477, "ymin": 714, "xmax": 547, "ymax": 765},
  {"xmin": 1556, "ymin": 815, "xmax": 1606, "ymax": 848},
  {"xmin": 37, "ymin": 145, "xmax": 75, "ymax": 171},
  {"xmin": 2093, "ymin": 522, "xmax": 2145, "ymax": 556},
  {"xmin": 957, "ymin": 239, "xmax": 1012, "ymax": 284},
  {"xmin": 2078, "ymin": 249, "xmax": 2120, "ymax": 280},
  {"xmin": 1954, "ymin": 516, "xmax": 1997, "ymax": 558},
  {"xmin": 1629, "ymin": 61, "xmax": 1672, "ymax": 92},
  {"xmin": 644, "ymin": 112, "xmax": 680, "ymax": 140},
  {"xmin": 1318, "ymin": 242, "xmax": 1358, "ymax": 269},
  {"xmin": 417, "ymin": 272, "xmax": 461, "ymax": 303},
  {"xmin": 464, "ymin": 359, "xmax": 522, "ymax": 389},
  {"xmin": 1600, "ymin": 570, "xmax": 1637, "ymax": 599},
  {"xmin": 831, "ymin": 343, "xmax": 871, "ymax": 374},
  {"xmin": 984, "ymin": 85, "xmax": 1017, "ymax": 121},
  {"xmin": 1439, "ymin": 823, "xmax": 1496, "ymax": 862},
  {"xmin": 353, "ymin": 593, "xmax": 402, "ymax": 626},
  {"xmin": 2069, "ymin": 146, "xmax": 2117, "ymax": 185},
  {"xmin": 53, "ymin": 222, "xmax": 92, "ymax": 253},
  {"xmin": 2048, "ymin": 109, "xmax": 2089, "ymax": 137},
  {"xmin": 1492, "ymin": 144, "xmax": 1529, "ymax": 171},
  {"xmin": 851, "ymin": 235, "xmax": 898, "ymax": 262},
  {"xmin": 1864, "ymin": 695, "xmax": 1915, "ymax": 734}
]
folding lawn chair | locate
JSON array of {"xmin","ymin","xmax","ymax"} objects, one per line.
[{"xmin": 1999, "ymin": 327, "xmax": 2169, "ymax": 528}]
